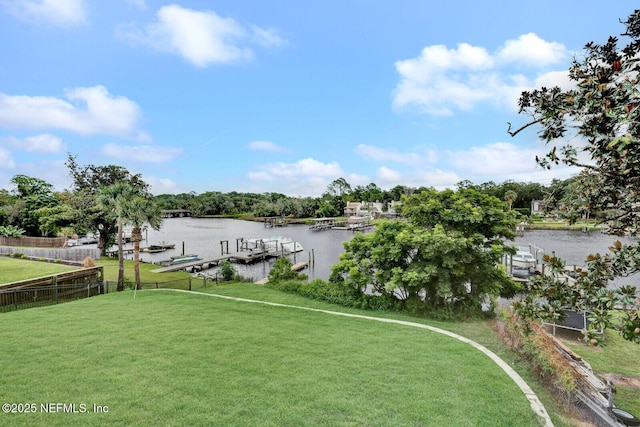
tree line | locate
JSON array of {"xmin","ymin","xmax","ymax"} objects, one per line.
[{"xmin": 1, "ymin": 159, "xmax": 579, "ymax": 242}]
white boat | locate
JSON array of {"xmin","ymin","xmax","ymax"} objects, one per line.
[
  {"xmin": 243, "ymin": 236, "xmax": 304, "ymax": 253},
  {"xmin": 511, "ymin": 250, "xmax": 537, "ymax": 270}
]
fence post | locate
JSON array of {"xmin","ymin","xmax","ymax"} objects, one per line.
[
  {"xmin": 156, "ymin": 282, "xmax": 158, "ymax": 289},
  {"xmin": 188, "ymin": 277, "xmax": 192, "ymax": 291},
  {"xmin": 13, "ymin": 288, "xmax": 18, "ymax": 311},
  {"xmin": 53, "ymin": 276, "xmax": 59, "ymax": 304}
]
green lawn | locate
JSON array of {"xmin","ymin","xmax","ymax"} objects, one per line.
[
  {"xmin": 562, "ymin": 331, "xmax": 640, "ymax": 417},
  {"xmin": 0, "ymin": 288, "xmax": 547, "ymax": 426},
  {"xmin": 527, "ymin": 220, "xmax": 600, "ymax": 231},
  {"xmin": 6, "ymin": 255, "xmax": 635, "ymax": 425},
  {"xmin": 0, "ymin": 256, "xmax": 77, "ymax": 284}
]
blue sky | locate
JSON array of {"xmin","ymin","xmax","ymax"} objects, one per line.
[{"xmin": 0, "ymin": 1, "xmax": 635, "ymax": 196}]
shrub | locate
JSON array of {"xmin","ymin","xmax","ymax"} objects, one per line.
[
  {"xmin": 496, "ymin": 308, "xmax": 578, "ymax": 393},
  {"xmin": 0, "ymin": 225, "xmax": 26, "ymax": 238},
  {"xmin": 267, "ymin": 278, "xmax": 401, "ymax": 312},
  {"xmin": 268, "ymin": 257, "xmax": 306, "ymax": 283},
  {"xmin": 219, "ymin": 260, "xmax": 235, "ymax": 281}
]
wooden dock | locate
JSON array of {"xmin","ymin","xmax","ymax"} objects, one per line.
[
  {"xmin": 107, "ymin": 243, "xmax": 175, "ymax": 256},
  {"xmin": 150, "ymin": 250, "xmax": 288, "ymax": 273},
  {"xmin": 310, "ymin": 217, "xmax": 373, "ymax": 232},
  {"xmin": 309, "ymin": 218, "xmax": 335, "ymax": 231},
  {"xmin": 150, "ymin": 255, "xmax": 232, "ymax": 273},
  {"xmin": 263, "ymin": 216, "xmax": 288, "ymax": 227}
]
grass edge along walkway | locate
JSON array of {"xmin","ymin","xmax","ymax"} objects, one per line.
[{"xmin": 152, "ymin": 288, "xmax": 554, "ymax": 427}]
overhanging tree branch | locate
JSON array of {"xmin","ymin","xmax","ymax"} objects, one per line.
[{"xmin": 507, "ymin": 119, "xmax": 544, "ymax": 137}]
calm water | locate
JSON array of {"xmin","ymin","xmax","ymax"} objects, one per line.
[
  {"xmin": 137, "ymin": 217, "xmax": 366, "ymax": 281},
  {"xmin": 514, "ymin": 229, "xmax": 638, "ymax": 267},
  {"xmin": 131, "ymin": 218, "xmax": 639, "ymax": 282}
]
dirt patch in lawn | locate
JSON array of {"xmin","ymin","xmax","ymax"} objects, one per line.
[{"xmin": 601, "ymin": 372, "xmax": 640, "ymax": 390}]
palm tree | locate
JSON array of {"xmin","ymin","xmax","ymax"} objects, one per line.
[
  {"xmin": 122, "ymin": 195, "xmax": 162, "ymax": 289},
  {"xmin": 504, "ymin": 190, "xmax": 518, "ymax": 210},
  {"xmin": 98, "ymin": 183, "xmax": 137, "ymax": 291}
]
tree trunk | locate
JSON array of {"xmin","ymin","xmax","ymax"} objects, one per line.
[
  {"xmin": 117, "ymin": 220, "xmax": 125, "ymax": 291},
  {"xmin": 133, "ymin": 226, "xmax": 142, "ymax": 290}
]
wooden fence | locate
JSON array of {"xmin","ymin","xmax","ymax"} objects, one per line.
[
  {"xmin": 0, "ymin": 236, "xmax": 67, "ymax": 248},
  {"xmin": 0, "ymin": 247, "xmax": 100, "ymax": 261},
  {"xmin": 0, "ymin": 267, "xmax": 104, "ymax": 312}
]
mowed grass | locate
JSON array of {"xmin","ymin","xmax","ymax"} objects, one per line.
[
  {"xmin": 0, "ymin": 289, "xmax": 545, "ymax": 426},
  {"xmin": 563, "ymin": 331, "xmax": 640, "ymax": 416},
  {"xmin": 0, "ymin": 257, "xmax": 78, "ymax": 284}
]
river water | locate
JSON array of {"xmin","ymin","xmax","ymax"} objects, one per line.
[
  {"xmin": 514, "ymin": 229, "xmax": 638, "ymax": 267},
  {"xmin": 134, "ymin": 218, "xmax": 639, "ymax": 283},
  {"xmin": 138, "ymin": 217, "xmax": 366, "ymax": 282}
]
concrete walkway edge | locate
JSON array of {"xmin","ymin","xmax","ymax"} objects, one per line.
[{"xmin": 153, "ymin": 289, "xmax": 554, "ymax": 426}]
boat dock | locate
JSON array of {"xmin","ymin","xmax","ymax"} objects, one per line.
[
  {"xmin": 310, "ymin": 217, "xmax": 335, "ymax": 231},
  {"xmin": 310, "ymin": 217, "xmax": 373, "ymax": 232},
  {"xmin": 150, "ymin": 255, "xmax": 232, "ymax": 273},
  {"xmin": 150, "ymin": 249, "xmax": 293, "ymax": 273},
  {"xmin": 107, "ymin": 243, "xmax": 175, "ymax": 256},
  {"xmin": 263, "ymin": 216, "xmax": 288, "ymax": 227}
]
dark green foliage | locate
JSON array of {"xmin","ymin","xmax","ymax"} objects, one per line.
[
  {"xmin": 219, "ymin": 260, "xmax": 236, "ymax": 281},
  {"xmin": 66, "ymin": 154, "xmax": 150, "ymax": 254},
  {"xmin": 7, "ymin": 175, "xmax": 63, "ymax": 236},
  {"xmin": 267, "ymin": 257, "xmax": 307, "ymax": 283},
  {"xmin": 267, "ymin": 278, "xmax": 401, "ymax": 312},
  {"xmin": 331, "ymin": 188, "xmax": 519, "ymax": 318},
  {"xmin": 510, "ymin": 11, "xmax": 640, "ymax": 345}
]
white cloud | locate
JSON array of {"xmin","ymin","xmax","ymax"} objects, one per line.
[
  {"xmin": 497, "ymin": 33, "xmax": 567, "ymax": 66},
  {"xmin": 119, "ymin": 4, "xmax": 285, "ymax": 67},
  {"xmin": 125, "ymin": 0, "xmax": 145, "ymax": 10},
  {"xmin": 0, "ymin": 0, "xmax": 87, "ymax": 26},
  {"xmin": 392, "ymin": 34, "xmax": 569, "ymax": 116},
  {"xmin": 247, "ymin": 158, "xmax": 345, "ymax": 196},
  {"xmin": 248, "ymin": 140, "xmax": 287, "ymax": 152},
  {"xmin": 251, "ymin": 25, "xmax": 287, "ymax": 48},
  {"xmin": 534, "ymin": 70, "xmax": 574, "ymax": 90},
  {"xmin": 376, "ymin": 166, "xmax": 402, "ymax": 183},
  {"xmin": 145, "ymin": 176, "xmax": 180, "ymax": 195},
  {"xmin": 0, "ymin": 148, "xmax": 15, "ymax": 169},
  {"xmin": 449, "ymin": 142, "xmax": 539, "ymax": 176},
  {"xmin": 19, "ymin": 134, "xmax": 65, "ymax": 152},
  {"xmin": 0, "ymin": 86, "xmax": 148, "ymax": 140},
  {"xmin": 355, "ymin": 144, "xmax": 437, "ymax": 165},
  {"xmin": 101, "ymin": 143, "xmax": 182, "ymax": 163},
  {"xmin": 249, "ymin": 158, "xmax": 342, "ymax": 181},
  {"xmin": 369, "ymin": 164, "xmax": 460, "ymax": 190},
  {"xmin": 446, "ymin": 141, "xmax": 584, "ymax": 184}
]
